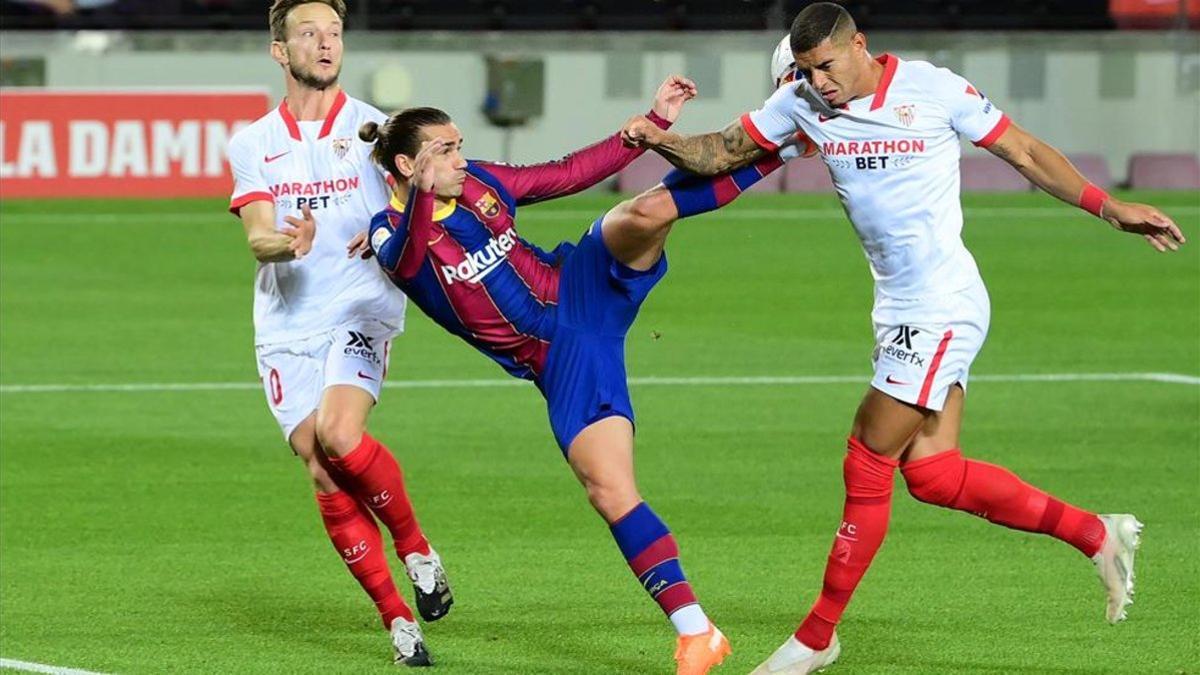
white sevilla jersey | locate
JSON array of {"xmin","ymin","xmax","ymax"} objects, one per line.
[
  {"xmin": 227, "ymin": 91, "xmax": 405, "ymax": 345},
  {"xmin": 744, "ymin": 54, "xmax": 1011, "ymax": 300}
]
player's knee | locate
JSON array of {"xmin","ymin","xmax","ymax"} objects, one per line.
[
  {"xmin": 625, "ymin": 187, "xmax": 676, "ymax": 236},
  {"xmin": 305, "ymin": 455, "xmax": 340, "ymax": 492},
  {"xmin": 315, "ymin": 413, "xmax": 365, "ymax": 458},
  {"xmin": 901, "ymin": 460, "xmax": 962, "ymax": 507},
  {"xmin": 583, "ymin": 481, "xmax": 641, "ymax": 523}
]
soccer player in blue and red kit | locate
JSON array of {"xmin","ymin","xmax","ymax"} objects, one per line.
[{"xmin": 351, "ymin": 77, "xmax": 754, "ymax": 673}]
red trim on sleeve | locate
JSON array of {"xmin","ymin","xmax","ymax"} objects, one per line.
[
  {"xmin": 916, "ymin": 330, "xmax": 954, "ymax": 408},
  {"xmin": 318, "ymin": 90, "xmax": 348, "ymax": 139},
  {"xmin": 973, "ymin": 114, "xmax": 1012, "ymax": 148},
  {"xmin": 277, "ymin": 101, "xmax": 301, "ymax": 141},
  {"xmin": 868, "ymin": 53, "xmax": 900, "ymax": 111},
  {"xmin": 229, "ymin": 191, "xmax": 274, "ymax": 215},
  {"xmin": 739, "ymin": 113, "xmax": 779, "ymax": 152}
]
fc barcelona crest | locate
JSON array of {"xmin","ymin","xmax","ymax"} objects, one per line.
[
  {"xmin": 893, "ymin": 104, "xmax": 916, "ymax": 128},
  {"xmin": 332, "ymin": 137, "xmax": 352, "ymax": 161},
  {"xmin": 474, "ymin": 192, "xmax": 500, "ymax": 218}
]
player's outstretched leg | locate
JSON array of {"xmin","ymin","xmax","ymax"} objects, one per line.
[
  {"xmin": 904, "ymin": 452, "xmax": 1142, "ymax": 622},
  {"xmin": 897, "ymin": 384, "xmax": 1138, "ymax": 623},
  {"xmin": 567, "ymin": 417, "xmax": 730, "ymax": 675},
  {"xmin": 598, "ymin": 152, "xmax": 786, "ymax": 272},
  {"xmin": 318, "ymin": 386, "xmax": 453, "ymax": 623},
  {"xmin": 899, "ymin": 402, "xmax": 1138, "ymax": 623}
]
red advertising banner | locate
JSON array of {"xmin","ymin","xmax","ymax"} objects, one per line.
[{"xmin": 0, "ymin": 89, "xmax": 270, "ymax": 198}]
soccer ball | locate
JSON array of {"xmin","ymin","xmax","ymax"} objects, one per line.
[{"xmin": 770, "ymin": 34, "xmax": 797, "ymax": 88}]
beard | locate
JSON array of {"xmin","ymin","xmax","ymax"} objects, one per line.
[{"xmin": 289, "ymin": 61, "xmax": 340, "ymax": 90}]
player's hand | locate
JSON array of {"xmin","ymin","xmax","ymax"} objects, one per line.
[
  {"xmin": 650, "ymin": 75, "xmax": 697, "ymax": 123},
  {"xmin": 621, "ymin": 116, "xmax": 666, "ymax": 148},
  {"xmin": 346, "ymin": 230, "xmax": 374, "ymax": 259},
  {"xmin": 1103, "ymin": 199, "xmax": 1186, "ymax": 252},
  {"xmin": 282, "ymin": 203, "xmax": 316, "ymax": 259},
  {"xmin": 412, "ymin": 137, "xmax": 449, "ymax": 192}
]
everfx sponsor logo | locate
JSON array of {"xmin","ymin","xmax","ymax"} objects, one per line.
[
  {"xmin": 440, "ymin": 228, "xmax": 517, "ymax": 285},
  {"xmin": 344, "ymin": 331, "xmax": 380, "ymax": 364},
  {"xmin": 884, "ymin": 326, "xmax": 925, "ymax": 367},
  {"xmin": 892, "ymin": 325, "xmax": 920, "ymax": 350}
]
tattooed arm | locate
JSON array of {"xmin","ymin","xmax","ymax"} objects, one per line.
[{"xmin": 623, "ymin": 117, "xmax": 768, "ymax": 176}]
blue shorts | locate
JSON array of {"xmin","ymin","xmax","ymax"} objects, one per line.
[{"xmin": 537, "ymin": 220, "xmax": 668, "ymax": 453}]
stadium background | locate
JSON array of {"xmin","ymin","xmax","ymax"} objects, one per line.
[{"xmin": 1, "ymin": 1, "xmax": 1197, "ymax": 673}]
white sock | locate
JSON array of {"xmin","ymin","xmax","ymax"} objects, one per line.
[{"xmin": 669, "ymin": 604, "xmax": 710, "ymax": 636}]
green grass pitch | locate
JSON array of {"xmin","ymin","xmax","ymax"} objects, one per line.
[{"xmin": 1, "ymin": 191, "xmax": 1197, "ymax": 674}]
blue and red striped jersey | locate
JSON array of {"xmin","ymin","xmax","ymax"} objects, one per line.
[
  {"xmin": 370, "ymin": 163, "xmax": 566, "ymax": 378},
  {"xmin": 368, "ymin": 117, "xmax": 670, "ymax": 379}
]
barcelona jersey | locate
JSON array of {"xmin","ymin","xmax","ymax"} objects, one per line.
[{"xmin": 368, "ymin": 161, "xmax": 568, "ymax": 379}]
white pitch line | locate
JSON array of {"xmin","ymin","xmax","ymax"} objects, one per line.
[
  {"xmin": 0, "ymin": 658, "xmax": 108, "ymax": 675},
  {"xmin": 0, "ymin": 372, "xmax": 1196, "ymax": 394},
  {"xmin": 1, "ymin": 206, "xmax": 1196, "ymax": 225}
]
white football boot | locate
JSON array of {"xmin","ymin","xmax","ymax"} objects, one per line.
[
  {"xmin": 404, "ymin": 548, "xmax": 454, "ymax": 622},
  {"xmin": 750, "ymin": 633, "xmax": 840, "ymax": 674},
  {"xmin": 390, "ymin": 616, "xmax": 432, "ymax": 667},
  {"xmin": 1092, "ymin": 513, "xmax": 1143, "ymax": 624}
]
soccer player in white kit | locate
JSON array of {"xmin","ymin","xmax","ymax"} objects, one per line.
[
  {"xmin": 626, "ymin": 4, "xmax": 1186, "ymax": 673},
  {"xmin": 226, "ymin": 0, "xmax": 449, "ymax": 665}
]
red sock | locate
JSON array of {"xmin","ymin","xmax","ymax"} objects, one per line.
[
  {"xmin": 329, "ymin": 433, "xmax": 431, "ymax": 558},
  {"xmin": 901, "ymin": 449, "xmax": 1105, "ymax": 557},
  {"xmin": 316, "ymin": 491, "xmax": 413, "ymax": 628},
  {"xmin": 795, "ymin": 437, "xmax": 898, "ymax": 651}
]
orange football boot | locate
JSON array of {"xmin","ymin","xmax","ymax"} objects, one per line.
[{"xmin": 674, "ymin": 623, "xmax": 732, "ymax": 675}]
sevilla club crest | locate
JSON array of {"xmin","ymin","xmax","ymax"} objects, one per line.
[
  {"xmin": 332, "ymin": 137, "xmax": 352, "ymax": 161},
  {"xmin": 893, "ymin": 104, "xmax": 916, "ymax": 128},
  {"xmin": 474, "ymin": 192, "xmax": 500, "ymax": 218}
]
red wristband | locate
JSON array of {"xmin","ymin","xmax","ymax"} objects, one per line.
[
  {"xmin": 1079, "ymin": 183, "xmax": 1110, "ymax": 218},
  {"xmin": 645, "ymin": 109, "xmax": 672, "ymax": 130}
]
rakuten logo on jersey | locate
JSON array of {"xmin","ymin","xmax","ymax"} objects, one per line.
[{"xmin": 441, "ymin": 228, "xmax": 518, "ymax": 285}]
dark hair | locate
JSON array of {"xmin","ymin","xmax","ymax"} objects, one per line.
[
  {"xmin": 359, "ymin": 107, "xmax": 453, "ymax": 182},
  {"xmin": 269, "ymin": 0, "xmax": 347, "ymax": 41},
  {"xmin": 790, "ymin": 2, "xmax": 856, "ymax": 54}
]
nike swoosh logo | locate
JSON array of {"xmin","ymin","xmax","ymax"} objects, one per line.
[
  {"xmin": 885, "ymin": 375, "xmax": 909, "ymax": 386},
  {"xmin": 264, "ymin": 151, "xmax": 291, "ymax": 163},
  {"xmin": 818, "ymin": 113, "xmax": 839, "ymax": 123},
  {"xmin": 357, "ymin": 371, "xmax": 376, "ymax": 381}
]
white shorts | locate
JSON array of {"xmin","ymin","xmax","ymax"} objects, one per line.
[
  {"xmin": 255, "ymin": 320, "xmax": 399, "ymax": 442},
  {"xmin": 870, "ymin": 282, "xmax": 990, "ymax": 411}
]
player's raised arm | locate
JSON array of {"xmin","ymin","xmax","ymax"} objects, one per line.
[
  {"xmin": 626, "ymin": 75, "xmax": 801, "ymax": 176},
  {"xmin": 475, "ymin": 75, "xmax": 695, "ymax": 204},
  {"xmin": 373, "ymin": 138, "xmax": 447, "ymax": 279},
  {"xmin": 625, "ymin": 117, "xmax": 770, "ymax": 176},
  {"xmin": 984, "ymin": 123, "xmax": 1185, "ymax": 252}
]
